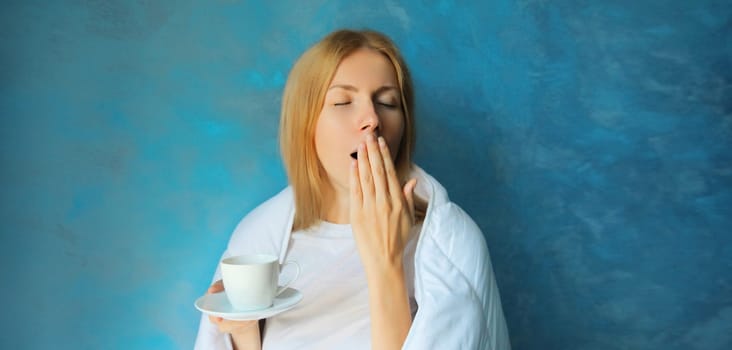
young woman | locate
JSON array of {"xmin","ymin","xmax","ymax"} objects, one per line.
[{"xmin": 195, "ymin": 29, "xmax": 510, "ymax": 350}]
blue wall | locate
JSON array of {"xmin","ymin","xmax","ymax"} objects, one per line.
[{"xmin": 1, "ymin": 1, "xmax": 730, "ymax": 349}]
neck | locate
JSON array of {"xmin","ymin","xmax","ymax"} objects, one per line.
[{"xmin": 321, "ymin": 182, "xmax": 351, "ymax": 224}]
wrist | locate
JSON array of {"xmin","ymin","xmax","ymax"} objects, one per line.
[
  {"xmin": 229, "ymin": 322, "xmax": 261, "ymax": 350},
  {"xmin": 363, "ymin": 257, "xmax": 405, "ymax": 285},
  {"xmin": 365, "ymin": 262, "xmax": 407, "ymax": 296},
  {"xmin": 364, "ymin": 259, "xmax": 412, "ymax": 349}
]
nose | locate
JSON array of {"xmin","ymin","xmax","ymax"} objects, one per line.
[{"xmin": 359, "ymin": 101, "xmax": 380, "ymax": 134}]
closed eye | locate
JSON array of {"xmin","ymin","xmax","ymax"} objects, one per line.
[
  {"xmin": 334, "ymin": 102, "xmax": 351, "ymax": 106},
  {"xmin": 377, "ymin": 102, "xmax": 397, "ymax": 109}
]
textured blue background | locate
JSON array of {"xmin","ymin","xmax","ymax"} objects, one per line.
[{"xmin": 1, "ymin": 1, "xmax": 730, "ymax": 349}]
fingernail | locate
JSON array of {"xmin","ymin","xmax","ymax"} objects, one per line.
[
  {"xmin": 367, "ymin": 133, "xmax": 375, "ymax": 141},
  {"xmin": 378, "ymin": 136, "xmax": 386, "ymax": 147}
]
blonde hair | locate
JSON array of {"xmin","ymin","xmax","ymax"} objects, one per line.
[{"xmin": 279, "ymin": 29, "xmax": 416, "ymax": 231}]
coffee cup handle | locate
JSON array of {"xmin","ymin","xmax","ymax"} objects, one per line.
[{"xmin": 276, "ymin": 260, "xmax": 301, "ymax": 296}]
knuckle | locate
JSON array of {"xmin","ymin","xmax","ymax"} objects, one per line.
[{"xmin": 376, "ymin": 195, "xmax": 390, "ymax": 207}]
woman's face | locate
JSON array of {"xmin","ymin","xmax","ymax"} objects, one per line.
[{"xmin": 314, "ymin": 48, "xmax": 405, "ymax": 193}]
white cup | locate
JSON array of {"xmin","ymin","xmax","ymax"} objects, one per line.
[{"xmin": 220, "ymin": 254, "xmax": 300, "ymax": 311}]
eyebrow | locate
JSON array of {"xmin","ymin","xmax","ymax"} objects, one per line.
[{"xmin": 327, "ymin": 84, "xmax": 399, "ymax": 94}]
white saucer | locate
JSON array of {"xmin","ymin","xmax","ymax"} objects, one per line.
[{"xmin": 195, "ymin": 288, "xmax": 303, "ymax": 321}]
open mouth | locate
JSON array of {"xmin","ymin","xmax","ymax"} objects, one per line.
[{"xmin": 350, "ymin": 151, "xmax": 358, "ymax": 160}]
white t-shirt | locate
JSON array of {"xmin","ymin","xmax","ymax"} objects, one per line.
[{"xmin": 261, "ymin": 221, "xmax": 418, "ymax": 349}]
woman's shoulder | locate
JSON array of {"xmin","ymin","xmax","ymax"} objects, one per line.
[
  {"xmin": 424, "ymin": 201, "xmax": 489, "ymax": 259},
  {"xmin": 413, "ymin": 165, "xmax": 492, "ymax": 271},
  {"xmin": 240, "ymin": 187, "xmax": 294, "ymax": 222},
  {"xmin": 412, "ymin": 165, "xmax": 487, "ymax": 250},
  {"xmin": 226, "ymin": 187, "xmax": 295, "ymax": 253}
]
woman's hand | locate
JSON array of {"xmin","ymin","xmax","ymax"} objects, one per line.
[
  {"xmin": 349, "ymin": 133, "xmax": 416, "ymax": 349},
  {"xmin": 206, "ymin": 280, "xmax": 261, "ymax": 350},
  {"xmin": 349, "ymin": 133, "xmax": 417, "ymax": 273}
]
